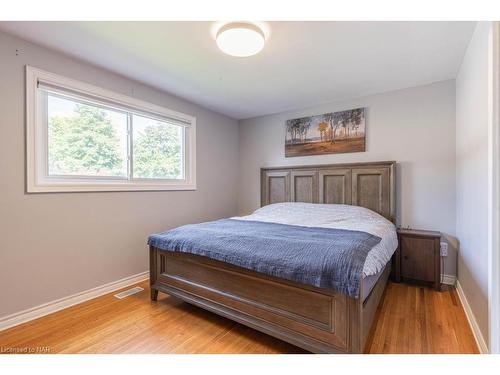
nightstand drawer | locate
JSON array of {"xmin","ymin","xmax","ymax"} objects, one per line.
[{"xmin": 400, "ymin": 237, "xmax": 436, "ymax": 282}]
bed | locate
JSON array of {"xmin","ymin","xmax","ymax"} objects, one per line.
[{"xmin": 149, "ymin": 161, "xmax": 396, "ymax": 353}]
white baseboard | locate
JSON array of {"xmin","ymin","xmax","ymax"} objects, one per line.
[
  {"xmin": 456, "ymin": 280, "xmax": 489, "ymax": 354},
  {"xmin": 441, "ymin": 274, "xmax": 456, "ymax": 286},
  {"xmin": 0, "ymin": 271, "xmax": 149, "ymax": 332}
]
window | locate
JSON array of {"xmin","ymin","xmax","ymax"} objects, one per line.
[{"xmin": 26, "ymin": 66, "xmax": 196, "ymax": 192}]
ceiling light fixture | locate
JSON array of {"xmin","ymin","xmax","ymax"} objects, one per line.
[{"xmin": 216, "ymin": 22, "xmax": 265, "ymax": 57}]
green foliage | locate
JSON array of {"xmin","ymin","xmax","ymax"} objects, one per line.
[
  {"xmin": 48, "ymin": 101, "xmax": 182, "ymax": 179},
  {"xmin": 133, "ymin": 122, "xmax": 182, "ymax": 179},
  {"xmin": 48, "ymin": 104, "xmax": 125, "ymax": 176}
]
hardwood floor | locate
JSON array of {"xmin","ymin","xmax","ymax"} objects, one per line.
[
  {"xmin": 365, "ymin": 282, "xmax": 479, "ymax": 353},
  {"xmin": 0, "ymin": 281, "xmax": 478, "ymax": 354}
]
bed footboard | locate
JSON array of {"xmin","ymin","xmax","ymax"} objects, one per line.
[{"xmin": 149, "ymin": 246, "xmax": 389, "ymax": 354}]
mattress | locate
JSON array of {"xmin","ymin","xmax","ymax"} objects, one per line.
[
  {"xmin": 233, "ymin": 202, "xmax": 398, "ymax": 277},
  {"xmin": 361, "ymin": 263, "xmax": 388, "ymax": 301}
]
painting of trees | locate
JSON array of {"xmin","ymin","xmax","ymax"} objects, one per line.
[
  {"xmin": 349, "ymin": 108, "xmax": 364, "ymax": 135},
  {"xmin": 321, "ymin": 111, "xmax": 345, "ymax": 143},
  {"xmin": 285, "ymin": 107, "xmax": 365, "ymax": 157},
  {"xmin": 317, "ymin": 121, "xmax": 328, "ymax": 141},
  {"xmin": 286, "ymin": 118, "xmax": 301, "ymax": 144},
  {"xmin": 286, "ymin": 117, "xmax": 311, "ymax": 144}
]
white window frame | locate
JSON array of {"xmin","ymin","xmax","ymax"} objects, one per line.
[{"xmin": 26, "ymin": 66, "xmax": 196, "ymax": 192}]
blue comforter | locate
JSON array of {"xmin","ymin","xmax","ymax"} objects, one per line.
[{"xmin": 148, "ymin": 219, "xmax": 381, "ymax": 298}]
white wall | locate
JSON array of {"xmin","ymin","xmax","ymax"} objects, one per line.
[
  {"xmin": 238, "ymin": 80, "xmax": 458, "ymax": 276},
  {"xmin": 0, "ymin": 31, "xmax": 239, "ymax": 318},
  {"xmin": 456, "ymin": 21, "xmax": 492, "ymax": 348}
]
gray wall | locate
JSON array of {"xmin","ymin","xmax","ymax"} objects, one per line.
[
  {"xmin": 0, "ymin": 31, "xmax": 239, "ymax": 318},
  {"xmin": 456, "ymin": 21, "xmax": 492, "ymax": 347},
  {"xmin": 238, "ymin": 80, "xmax": 458, "ymax": 277}
]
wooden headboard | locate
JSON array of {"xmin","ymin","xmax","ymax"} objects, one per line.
[{"xmin": 261, "ymin": 161, "xmax": 396, "ymax": 223}]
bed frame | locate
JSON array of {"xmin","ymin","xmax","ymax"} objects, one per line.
[{"xmin": 150, "ymin": 161, "xmax": 396, "ymax": 353}]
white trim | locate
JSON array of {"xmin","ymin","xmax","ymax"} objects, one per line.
[
  {"xmin": 31, "ymin": 66, "xmax": 194, "ymax": 124},
  {"xmin": 25, "ymin": 65, "xmax": 197, "ymax": 193},
  {"xmin": 441, "ymin": 274, "xmax": 456, "ymax": 286},
  {"xmin": 488, "ymin": 21, "xmax": 500, "ymax": 355},
  {"xmin": 456, "ymin": 281, "xmax": 489, "ymax": 354},
  {"xmin": 0, "ymin": 271, "xmax": 148, "ymax": 332}
]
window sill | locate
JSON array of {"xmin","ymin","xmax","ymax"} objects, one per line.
[{"xmin": 26, "ymin": 180, "xmax": 197, "ymax": 193}]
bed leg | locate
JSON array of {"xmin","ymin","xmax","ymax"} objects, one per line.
[
  {"xmin": 150, "ymin": 245, "xmax": 159, "ymax": 301},
  {"xmin": 151, "ymin": 288, "xmax": 158, "ymax": 301}
]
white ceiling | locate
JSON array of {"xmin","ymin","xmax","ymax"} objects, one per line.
[{"xmin": 0, "ymin": 21, "xmax": 475, "ymax": 119}]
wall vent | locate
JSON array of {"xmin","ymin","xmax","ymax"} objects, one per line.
[{"xmin": 114, "ymin": 286, "xmax": 144, "ymax": 299}]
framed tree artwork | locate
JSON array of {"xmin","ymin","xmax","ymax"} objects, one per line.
[{"xmin": 285, "ymin": 107, "xmax": 366, "ymax": 157}]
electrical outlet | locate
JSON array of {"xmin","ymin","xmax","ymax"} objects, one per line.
[{"xmin": 440, "ymin": 242, "xmax": 448, "ymax": 257}]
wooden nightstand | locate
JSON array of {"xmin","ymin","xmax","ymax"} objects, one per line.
[{"xmin": 393, "ymin": 228, "xmax": 442, "ymax": 291}]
